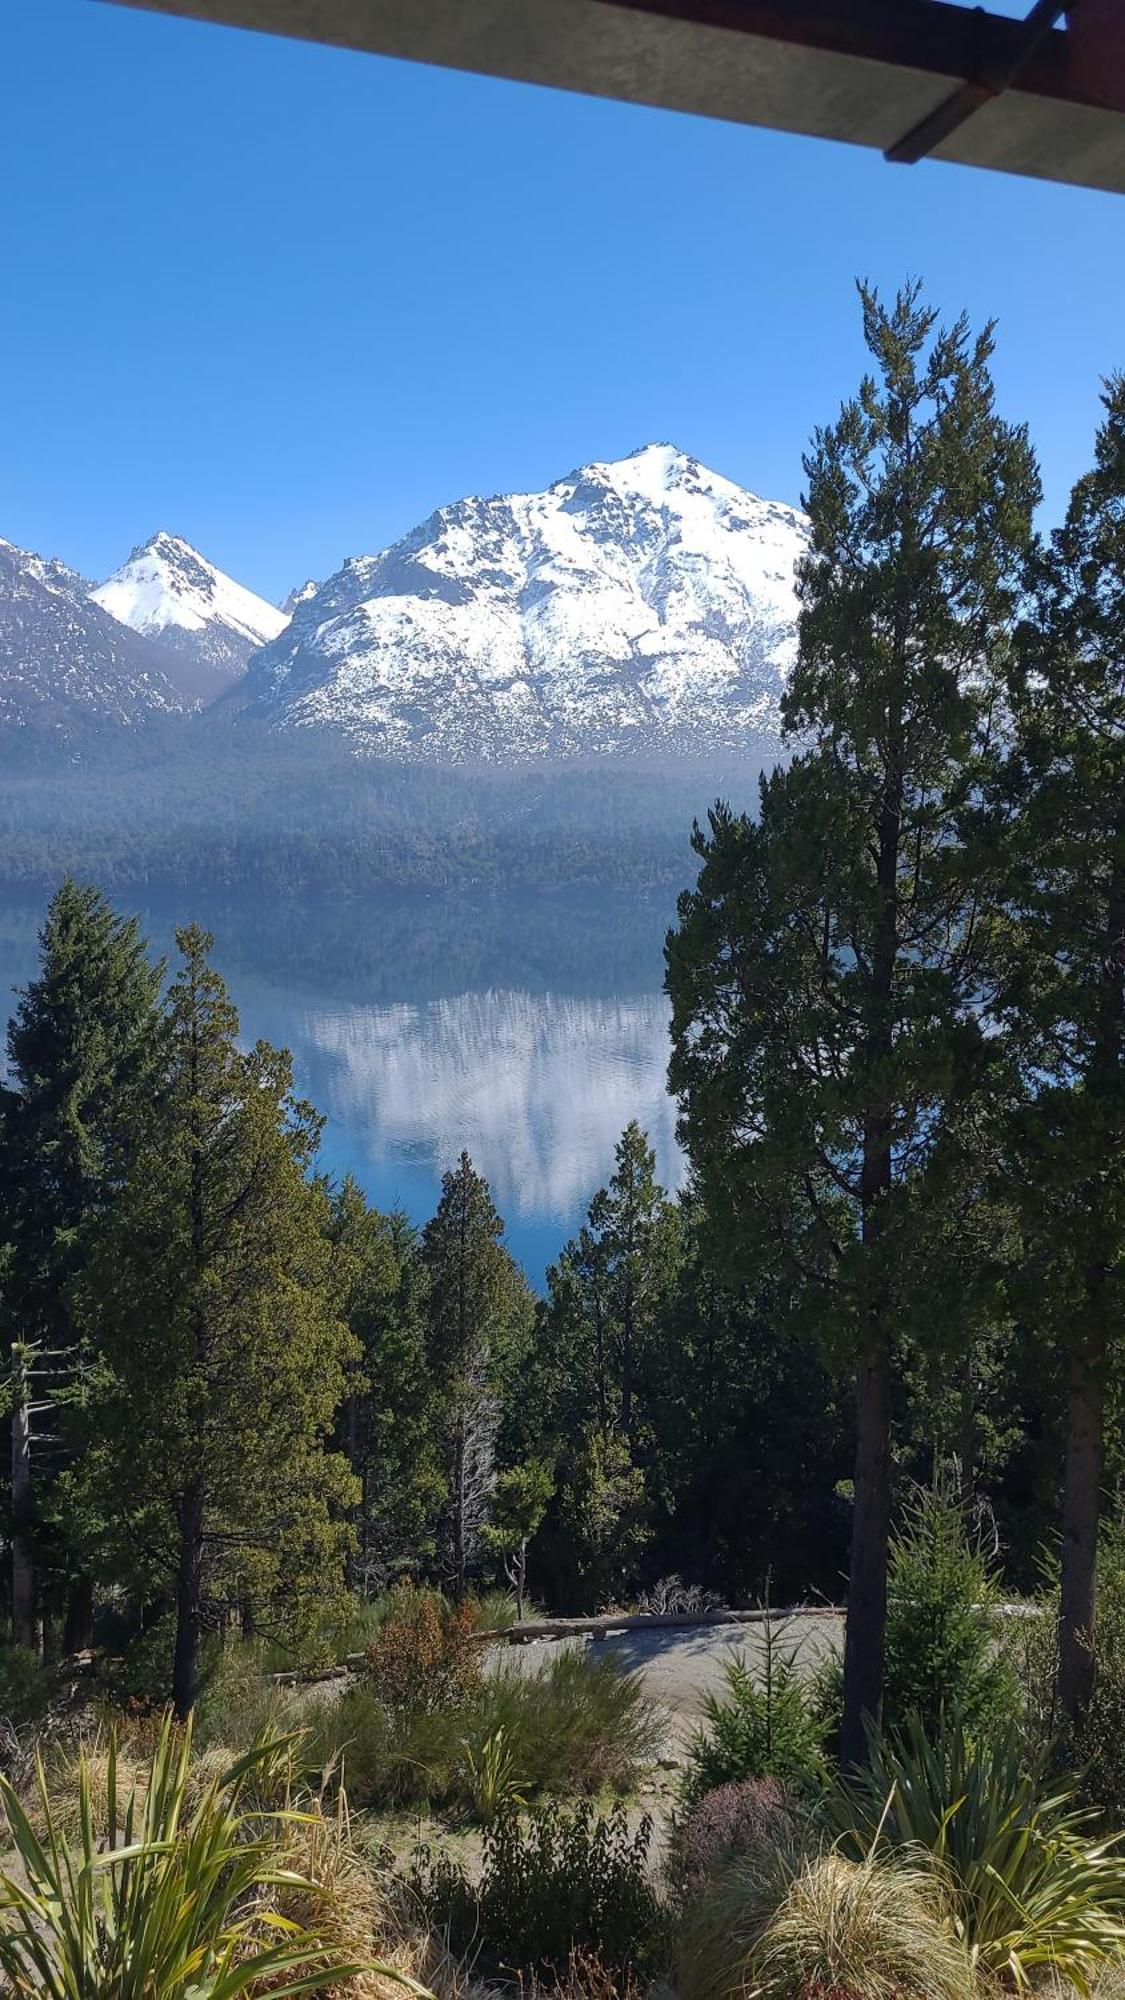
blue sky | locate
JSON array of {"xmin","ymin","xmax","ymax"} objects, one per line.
[{"xmin": 5, "ymin": 0, "xmax": 1123, "ymax": 603}]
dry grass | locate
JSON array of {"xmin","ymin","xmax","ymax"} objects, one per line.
[
  {"xmin": 271, "ymin": 1785, "xmax": 500, "ymax": 2000},
  {"xmin": 679, "ymin": 1847, "xmax": 975, "ymax": 2000}
]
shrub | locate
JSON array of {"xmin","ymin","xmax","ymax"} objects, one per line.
[
  {"xmin": 484, "ymin": 1651, "xmax": 658, "ymax": 1797},
  {"xmin": 459, "ymin": 1725, "xmax": 526, "ymax": 1823},
  {"xmin": 193, "ymin": 1637, "xmax": 287, "ymax": 1748},
  {"xmin": 410, "ymin": 1799, "xmax": 668, "ymax": 1981},
  {"xmin": 1065, "ymin": 1518, "xmax": 1125, "ymax": 1825},
  {"xmin": 882, "ymin": 1473, "xmax": 1013, "ymax": 1739},
  {"xmin": 669, "ymin": 1777, "xmax": 802, "ymax": 1900},
  {"xmin": 305, "ymin": 1648, "xmax": 656, "ymax": 1813},
  {"xmin": 682, "ymin": 1619, "xmax": 827, "ymax": 1806},
  {"xmin": 679, "ymin": 1847, "xmax": 973, "ymax": 2000},
  {"xmin": 273, "ymin": 1784, "xmax": 447, "ymax": 1999},
  {"xmin": 0, "ymin": 1645, "xmax": 49, "ymax": 1728},
  {"xmin": 363, "ymin": 1584, "xmax": 482, "ymax": 1714},
  {"xmin": 831, "ymin": 1710, "xmax": 1125, "ymax": 1988},
  {"xmin": 0, "ymin": 1713, "xmax": 422, "ymax": 1998}
]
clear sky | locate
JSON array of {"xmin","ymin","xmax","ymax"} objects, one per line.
[{"xmin": 5, "ymin": 0, "xmax": 1123, "ymax": 603}]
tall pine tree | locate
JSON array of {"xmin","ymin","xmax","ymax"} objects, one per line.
[
  {"xmin": 0, "ymin": 880, "xmax": 162, "ymax": 1650},
  {"xmin": 420, "ymin": 1152, "xmax": 531, "ymax": 1597},
  {"xmin": 1003, "ymin": 377, "xmax": 1125, "ymax": 1720},
  {"xmin": 328, "ymin": 1178, "xmax": 444, "ymax": 1590},
  {"xmin": 76, "ymin": 926, "xmax": 358, "ymax": 1714},
  {"xmin": 667, "ymin": 285, "xmax": 1038, "ymax": 1761}
]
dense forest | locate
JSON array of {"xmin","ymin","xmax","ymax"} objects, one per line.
[
  {"xmin": 0, "ymin": 735, "xmax": 764, "ymax": 894},
  {"xmin": 0, "ymin": 283, "xmax": 1122, "ymax": 1999}
]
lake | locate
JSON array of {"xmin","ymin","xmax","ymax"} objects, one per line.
[{"xmin": 0, "ymin": 884, "xmax": 688, "ymax": 1287}]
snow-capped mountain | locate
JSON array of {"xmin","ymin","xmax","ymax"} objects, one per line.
[
  {"xmin": 93, "ymin": 531, "xmax": 289, "ymax": 696},
  {"xmin": 280, "ymin": 579, "xmax": 319, "ymax": 617},
  {"xmin": 239, "ymin": 445, "xmax": 807, "ymax": 761},
  {"xmin": 0, "ymin": 535, "xmax": 208, "ymax": 741}
]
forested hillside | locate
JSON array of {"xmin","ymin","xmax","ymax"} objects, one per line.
[{"xmin": 0, "ymin": 735, "xmax": 764, "ymax": 892}]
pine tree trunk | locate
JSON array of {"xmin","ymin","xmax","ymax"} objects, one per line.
[
  {"xmin": 1057, "ymin": 1313, "xmax": 1106, "ymax": 1721},
  {"xmin": 172, "ymin": 1478, "xmax": 205, "ymax": 1719},
  {"xmin": 10, "ymin": 1364, "xmax": 36, "ymax": 1655},
  {"xmin": 452, "ymin": 1414, "xmax": 466, "ymax": 1599},
  {"xmin": 621, "ymin": 1279, "xmax": 634, "ymax": 1437},
  {"xmin": 840, "ymin": 765, "xmax": 900, "ymax": 1768},
  {"xmin": 63, "ymin": 1576, "xmax": 94, "ymax": 1656},
  {"xmin": 840, "ymin": 1323, "xmax": 892, "ymax": 1764},
  {"xmin": 1058, "ymin": 857, "xmax": 1123, "ymax": 1723}
]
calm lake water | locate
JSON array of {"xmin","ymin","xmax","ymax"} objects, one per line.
[{"xmin": 0, "ymin": 885, "xmax": 687, "ymax": 1287}]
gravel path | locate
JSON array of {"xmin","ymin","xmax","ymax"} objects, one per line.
[{"xmin": 489, "ymin": 1612, "xmax": 844, "ymax": 1758}]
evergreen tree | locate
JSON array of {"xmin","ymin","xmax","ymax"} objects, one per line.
[
  {"xmin": 646, "ymin": 1208, "xmax": 851, "ymax": 1603},
  {"xmin": 481, "ymin": 1457, "xmax": 554, "ymax": 1621},
  {"xmin": 667, "ymin": 285, "xmax": 1038, "ymax": 1761},
  {"xmin": 1002, "ymin": 378, "xmax": 1125, "ymax": 1720},
  {"xmin": 542, "ymin": 1124, "xmax": 680, "ymax": 1443},
  {"xmin": 328, "ymin": 1177, "xmax": 444, "ymax": 1589},
  {"xmin": 0, "ymin": 879, "xmax": 162, "ymax": 1649},
  {"xmin": 76, "ymin": 926, "xmax": 358, "ymax": 1715},
  {"xmin": 420, "ymin": 1152, "xmax": 531, "ymax": 1597}
]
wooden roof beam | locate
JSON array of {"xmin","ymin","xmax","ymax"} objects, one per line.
[{"xmin": 99, "ymin": 0, "xmax": 1125, "ymax": 195}]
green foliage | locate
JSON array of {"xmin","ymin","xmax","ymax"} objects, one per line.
[
  {"xmin": 480, "ymin": 1458, "xmax": 554, "ymax": 1621},
  {"xmin": 882, "ymin": 1474, "xmax": 1014, "ymax": 1738},
  {"xmin": 305, "ymin": 1649, "xmax": 655, "ymax": 1814},
  {"xmin": 0, "ymin": 879, "xmax": 164, "ymax": 1635},
  {"xmin": 193, "ymin": 1639, "xmax": 287, "ymax": 1752},
  {"xmin": 682, "ymin": 1621, "xmax": 828, "ymax": 1806},
  {"xmin": 667, "ymin": 282, "xmax": 1039, "ymax": 1750},
  {"xmin": 459, "ymin": 1726, "xmax": 526, "ymax": 1824},
  {"xmin": 0, "ymin": 1646, "xmax": 50, "ymax": 1727},
  {"xmin": 641, "ymin": 1210, "xmax": 852, "ymax": 1608},
  {"xmin": 421, "ymin": 1151, "xmax": 534, "ymax": 1597},
  {"xmin": 0, "ymin": 1712, "xmax": 419, "ymax": 1998},
  {"xmin": 328, "ymin": 1181, "xmax": 444, "ymax": 1592},
  {"xmin": 1003, "ymin": 1519, "xmax": 1125, "ymax": 1825},
  {"xmin": 1072, "ymin": 1519, "xmax": 1125, "ymax": 1823},
  {"xmin": 541, "ymin": 1424, "xmax": 651, "ymax": 1614},
  {"xmin": 409, "ymin": 1800, "xmax": 667, "ymax": 1983},
  {"xmin": 831, "ymin": 1710, "xmax": 1125, "ymax": 1988},
  {"xmin": 679, "ymin": 1847, "xmax": 973, "ymax": 2000},
  {"xmin": 72, "ymin": 925, "xmax": 359, "ymax": 1712},
  {"xmin": 1000, "ymin": 376, "xmax": 1125, "ymax": 1720}
]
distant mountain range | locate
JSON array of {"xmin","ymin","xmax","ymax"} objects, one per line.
[{"xmin": 1, "ymin": 447, "xmax": 808, "ymax": 761}]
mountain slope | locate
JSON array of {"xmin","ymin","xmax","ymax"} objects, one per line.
[
  {"xmin": 93, "ymin": 531, "xmax": 289, "ymax": 696},
  {"xmin": 238, "ymin": 444, "xmax": 807, "ymax": 761},
  {"xmin": 0, "ymin": 535, "xmax": 208, "ymax": 745}
]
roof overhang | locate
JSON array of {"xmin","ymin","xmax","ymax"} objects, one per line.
[{"xmin": 100, "ymin": 0, "xmax": 1125, "ymax": 195}]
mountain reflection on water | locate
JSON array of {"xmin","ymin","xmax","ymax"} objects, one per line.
[{"xmin": 0, "ymin": 885, "xmax": 688, "ymax": 1286}]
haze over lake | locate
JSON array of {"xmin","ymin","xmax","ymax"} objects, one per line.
[{"xmin": 0, "ymin": 885, "xmax": 686, "ymax": 1285}]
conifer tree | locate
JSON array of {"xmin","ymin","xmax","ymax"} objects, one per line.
[
  {"xmin": 540, "ymin": 1124, "xmax": 679, "ymax": 1443},
  {"xmin": 0, "ymin": 880, "xmax": 162, "ymax": 1649},
  {"xmin": 328, "ymin": 1177, "xmax": 444, "ymax": 1589},
  {"xmin": 420, "ymin": 1152, "xmax": 531, "ymax": 1597},
  {"xmin": 667, "ymin": 285, "xmax": 1038, "ymax": 1761},
  {"xmin": 1003, "ymin": 378, "xmax": 1125, "ymax": 1720},
  {"xmin": 76, "ymin": 926, "xmax": 358, "ymax": 1715}
]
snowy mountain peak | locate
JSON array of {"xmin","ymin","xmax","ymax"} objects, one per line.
[
  {"xmin": 92, "ymin": 532, "xmax": 289, "ymax": 688},
  {"xmin": 0, "ymin": 532, "xmax": 216, "ymax": 738},
  {"xmin": 280, "ymin": 578, "xmax": 320, "ymax": 617},
  {"xmin": 238, "ymin": 445, "xmax": 809, "ymax": 762}
]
